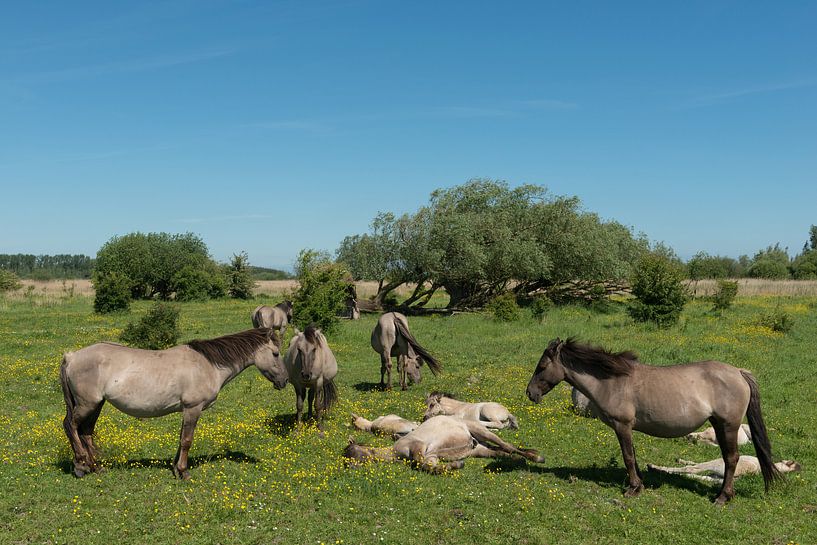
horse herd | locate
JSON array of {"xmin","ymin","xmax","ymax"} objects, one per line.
[{"xmin": 59, "ymin": 301, "xmax": 796, "ymax": 504}]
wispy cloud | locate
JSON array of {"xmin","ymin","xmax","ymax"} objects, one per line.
[
  {"xmin": 687, "ymin": 78, "xmax": 817, "ymax": 107},
  {"xmin": 177, "ymin": 214, "xmax": 278, "ymax": 224},
  {"xmin": 5, "ymin": 48, "xmax": 237, "ymax": 85}
]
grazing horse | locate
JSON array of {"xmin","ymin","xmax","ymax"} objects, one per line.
[
  {"xmin": 351, "ymin": 413, "xmax": 418, "ymax": 439},
  {"xmin": 251, "ymin": 301, "xmax": 293, "ymax": 339},
  {"xmin": 60, "ymin": 328, "xmax": 287, "ymax": 479},
  {"xmin": 423, "ymin": 392, "xmax": 519, "ymax": 429},
  {"xmin": 526, "ymin": 338, "xmax": 782, "ymax": 505},
  {"xmin": 284, "ymin": 326, "xmax": 338, "ymax": 425},
  {"xmin": 344, "ymin": 415, "xmax": 543, "ymax": 473},
  {"xmin": 648, "ymin": 456, "xmax": 800, "ymax": 485},
  {"xmin": 371, "ymin": 312, "xmax": 441, "ymax": 390}
]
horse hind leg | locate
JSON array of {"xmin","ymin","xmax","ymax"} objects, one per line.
[
  {"xmin": 379, "ymin": 353, "xmax": 392, "ymax": 391},
  {"xmin": 711, "ymin": 420, "xmax": 740, "ymax": 505},
  {"xmin": 78, "ymin": 400, "xmax": 105, "ymax": 472}
]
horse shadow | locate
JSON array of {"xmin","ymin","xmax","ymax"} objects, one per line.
[
  {"xmin": 54, "ymin": 450, "xmax": 260, "ymax": 476},
  {"xmin": 353, "ymin": 381, "xmax": 386, "ymax": 392},
  {"xmin": 264, "ymin": 413, "xmax": 299, "ymax": 437},
  {"xmin": 482, "ymin": 459, "xmax": 714, "ymax": 499}
]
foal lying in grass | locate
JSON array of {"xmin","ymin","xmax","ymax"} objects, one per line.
[
  {"xmin": 344, "ymin": 415, "xmax": 542, "ymax": 473},
  {"xmin": 648, "ymin": 456, "xmax": 800, "ymax": 485}
]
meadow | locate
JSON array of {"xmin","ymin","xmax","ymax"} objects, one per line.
[{"xmin": 1, "ymin": 289, "xmax": 815, "ymax": 544}]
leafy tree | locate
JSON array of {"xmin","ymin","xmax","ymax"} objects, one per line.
[
  {"xmin": 791, "ymin": 251, "xmax": 817, "ymax": 280},
  {"xmin": 291, "ymin": 250, "xmax": 352, "ymax": 334},
  {"xmin": 628, "ymin": 251, "xmax": 689, "ymax": 327},
  {"xmin": 712, "ymin": 280, "xmax": 739, "ymax": 311},
  {"xmin": 746, "ymin": 244, "xmax": 791, "ymax": 279},
  {"xmin": 225, "ymin": 251, "xmax": 256, "ymax": 299},
  {"xmin": 93, "ymin": 232, "xmax": 224, "ymax": 300},
  {"xmin": 686, "ymin": 252, "xmax": 743, "ymax": 279},
  {"xmin": 120, "ymin": 302, "xmax": 181, "ymax": 349}
]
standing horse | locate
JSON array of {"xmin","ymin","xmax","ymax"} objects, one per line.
[
  {"xmin": 251, "ymin": 301, "xmax": 293, "ymax": 339},
  {"xmin": 344, "ymin": 415, "xmax": 543, "ymax": 473},
  {"xmin": 526, "ymin": 338, "xmax": 782, "ymax": 505},
  {"xmin": 60, "ymin": 328, "xmax": 287, "ymax": 480},
  {"xmin": 423, "ymin": 392, "xmax": 519, "ymax": 429},
  {"xmin": 371, "ymin": 312, "xmax": 441, "ymax": 390},
  {"xmin": 284, "ymin": 325, "xmax": 338, "ymax": 426}
]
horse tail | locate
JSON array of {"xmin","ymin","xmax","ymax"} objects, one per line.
[
  {"xmin": 508, "ymin": 414, "xmax": 519, "ymax": 430},
  {"xmin": 251, "ymin": 305, "xmax": 265, "ymax": 328},
  {"xmin": 740, "ymin": 370, "xmax": 782, "ymax": 490},
  {"xmin": 393, "ymin": 317, "xmax": 441, "ymax": 376},
  {"xmin": 319, "ymin": 379, "xmax": 338, "ymax": 412},
  {"xmin": 60, "ymin": 354, "xmax": 76, "ymax": 423}
]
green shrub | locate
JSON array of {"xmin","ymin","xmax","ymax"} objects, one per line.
[
  {"xmin": 292, "ymin": 250, "xmax": 352, "ymax": 334},
  {"xmin": 120, "ymin": 302, "xmax": 181, "ymax": 349},
  {"xmin": 756, "ymin": 306, "xmax": 794, "ymax": 334},
  {"xmin": 627, "ymin": 253, "xmax": 688, "ymax": 327},
  {"xmin": 712, "ymin": 280, "xmax": 739, "ymax": 311},
  {"xmin": 486, "ymin": 292, "xmax": 520, "ymax": 321},
  {"xmin": 225, "ymin": 251, "xmax": 256, "ymax": 300},
  {"xmin": 529, "ymin": 294, "xmax": 552, "ymax": 322},
  {"xmin": 93, "ymin": 272, "xmax": 132, "ymax": 313},
  {"xmin": 0, "ymin": 269, "xmax": 22, "ymax": 293}
]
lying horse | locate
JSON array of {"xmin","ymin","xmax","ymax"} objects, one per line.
[
  {"xmin": 423, "ymin": 392, "xmax": 519, "ymax": 429},
  {"xmin": 686, "ymin": 424, "xmax": 751, "ymax": 446},
  {"xmin": 60, "ymin": 328, "xmax": 287, "ymax": 479},
  {"xmin": 344, "ymin": 415, "xmax": 543, "ymax": 473},
  {"xmin": 351, "ymin": 413, "xmax": 418, "ymax": 439},
  {"xmin": 251, "ymin": 301, "xmax": 293, "ymax": 339},
  {"xmin": 648, "ymin": 456, "xmax": 800, "ymax": 485},
  {"xmin": 285, "ymin": 326, "xmax": 338, "ymax": 426},
  {"xmin": 526, "ymin": 338, "xmax": 782, "ymax": 505},
  {"xmin": 371, "ymin": 312, "xmax": 441, "ymax": 390}
]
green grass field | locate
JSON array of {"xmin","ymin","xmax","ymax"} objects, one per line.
[{"xmin": 1, "ymin": 293, "xmax": 815, "ymax": 544}]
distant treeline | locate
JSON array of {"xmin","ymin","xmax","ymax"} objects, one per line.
[
  {"xmin": 0, "ymin": 254, "xmax": 95, "ymax": 279},
  {"xmin": 249, "ymin": 266, "xmax": 293, "ymax": 280}
]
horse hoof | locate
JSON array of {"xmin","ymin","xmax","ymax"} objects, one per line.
[
  {"xmin": 73, "ymin": 467, "xmax": 87, "ymax": 478},
  {"xmin": 713, "ymin": 494, "xmax": 732, "ymax": 506},
  {"xmin": 623, "ymin": 485, "xmax": 643, "ymax": 498}
]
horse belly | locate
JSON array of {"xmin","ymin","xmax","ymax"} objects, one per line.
[
  {"xmin": 103, "ymin": 373, "xmax": 186, "ymax": 418},
  {"xmin": 633, "ymin": 402, "xmax": 712, "ymax": 438}
]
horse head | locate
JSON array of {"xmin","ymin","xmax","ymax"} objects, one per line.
[
  {"xmin": 422, "ymin": 396, "xmax": 444, "ymax": 421},
  {"xmin": 255, "ymin": 329, "xmax": 288, "ymax": 389},
  {"xmin": 297, "ymin": 325, "xmax": 323, "ymax": 382},
  {"xmin": 526, "ymin": 337, "xmax": 566, "ymax": 403},
  {"xmin": 404, "ymin": 355, "xmax": 422, "ymax": 385}
]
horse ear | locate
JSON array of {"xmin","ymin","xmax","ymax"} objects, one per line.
[{"xmin": 347, "ymin": 435, "xmax": 357, "ymax": 445}]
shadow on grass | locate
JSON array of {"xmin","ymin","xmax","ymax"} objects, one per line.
[
  {"xmin": 482, "ymin": 459, "xmax": 715, "ymax": 499},
  {"xmin": 264, "ymin": 413, "xmax": 298, "ymax": 437},
  {"xmin": 353, "ymin": 381, "xmax": 386, "ymax": 392},
  {"xmin": 55, "ymin": 450, "xmax": 260, "ymax": 476}
]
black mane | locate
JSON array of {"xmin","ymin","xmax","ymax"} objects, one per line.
[
  {"xmin": 187, "ymin": 328, "xmax": 272, "ymax": 370},
  {"xmin": 557, "ymin": 338, "xmax": 636, "ymax": 378}
]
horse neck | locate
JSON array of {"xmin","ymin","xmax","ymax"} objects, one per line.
[
  {"xmin": 559, "ymin": 356, "xmax": 608, "ymax": 402},
  {"xmin": 441, "ymin": 397, "xmax": 464, "ymax": 411},
  {"xmin": 214, "ymin": 355, "xmax": 256, "ymax": 387}
]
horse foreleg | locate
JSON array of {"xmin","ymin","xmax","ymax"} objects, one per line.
[
  {"xmin": 307, "ymin": 387, "xmax": 316, "ymax": 421},
  {"xmin": 712, "ymin": 421, "xmax": 740, "ymax": 505},
  {"xmin": 173, "ymin": 405, "xmax": 203, "ymax": 480},
  {"xmin": 613, "ymin": 426, "xmax": 644, "ymax": 497},
  {"xmin": 295, "ymin": 387, "xmax": 306, "ymax": 424},
  {"xmin": 397, "ymin": 355, "xmax": 407, "ymax": 391}
]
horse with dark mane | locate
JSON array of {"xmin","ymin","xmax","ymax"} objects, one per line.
[
  {"xmin": 60, "ymin": 328, "xmax": 287, "ymax": 479},
  {"xmin": 526, "ymin": 337, "xmax": 783, "ymax": 505},
  {"xmin": 371, "ymin": 312, "xmax": 441, "ymax": 390},
  {"xmin": 251, "ymin": 301, "xmax": 293, "ymax": 339},
  {"xmin": 284, "ymin": 325, "xmax": 338, "ymax": 426}
]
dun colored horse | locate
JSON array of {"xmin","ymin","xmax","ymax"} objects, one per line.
[
  {"xmin": 371, "ymin": 312, "xmax": 441, "ymax": 390},
  {"xmin": 60, "ymin": 328, "xmax": 287, "ymax": 479},
  {"xmin": 251, "ymin": 301, "xmax": 293, "ymax": 339},
  {"xmin": 526, "ymin": 338, "xmax": 782, "ymax": 505},
  {"xmin": 344, "ymin": 415, "xmax": 543, "ymax": 473},
  {"xmin": 648, "ymin": 456, "xmax": 800, "ymax": 485},
  {"xmin": 351, "ymin": 413, "xmax": 418, "ymax": 439},
  {"xmin": 284, "ymin": 326, "xmax": 338, "ymax": 425},
  {"xmin": 423, "ymin": 392, "xmax": 519, "ymax": 429}
]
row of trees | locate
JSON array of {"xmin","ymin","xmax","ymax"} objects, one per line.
[
  {"xmin": 0, "ymin": 254, "xmax": 94, "ymax": 279},
  {"xmin": 337, "ymin": 179, "xmax": 648, "ymax": 309}
]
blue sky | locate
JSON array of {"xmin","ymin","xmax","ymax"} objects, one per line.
[{"xmin": 1, "ymin": 1, "xmax": 815, "ymax": 270}]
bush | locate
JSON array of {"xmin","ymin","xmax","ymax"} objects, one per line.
[
  {"xmin": 291, "ymin": 250, "xmax": 352, "ymax": 334},
  {"xmin": 120, "ymin": 302, "xmax": 181, "ymax": 349},
  {"xmin": 756, "ymin": 306, "xmax": 794, "ymax": 334},
  {"xmin": 225, "ymin": 251, "xmax": 256, "ymax": 300},
  {"xmin": 93, "ymin": 272, "xmax": 132, "ymax": 313},
  {"xmin": 486, "ymin": 292, "xmax": 521, "ymax": 321},
  {"xmin": 0, "ymin": 269, "xmax": 22, "ymax": 293},
  {"xmin": 712, "ymin": 280, "xmax": 739, "ymax": 311},
  {"xmin": 529, "ymin": 294, "xmax": 552, "ymax": 322},
  {"xmin": 627, "ymin": 253, "xmax": 688, "ymax": 327}
]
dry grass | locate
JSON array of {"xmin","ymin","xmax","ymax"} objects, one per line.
[{"xmin": 686, "ymin": 278, "xmax": 817, "ymax": 297}]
